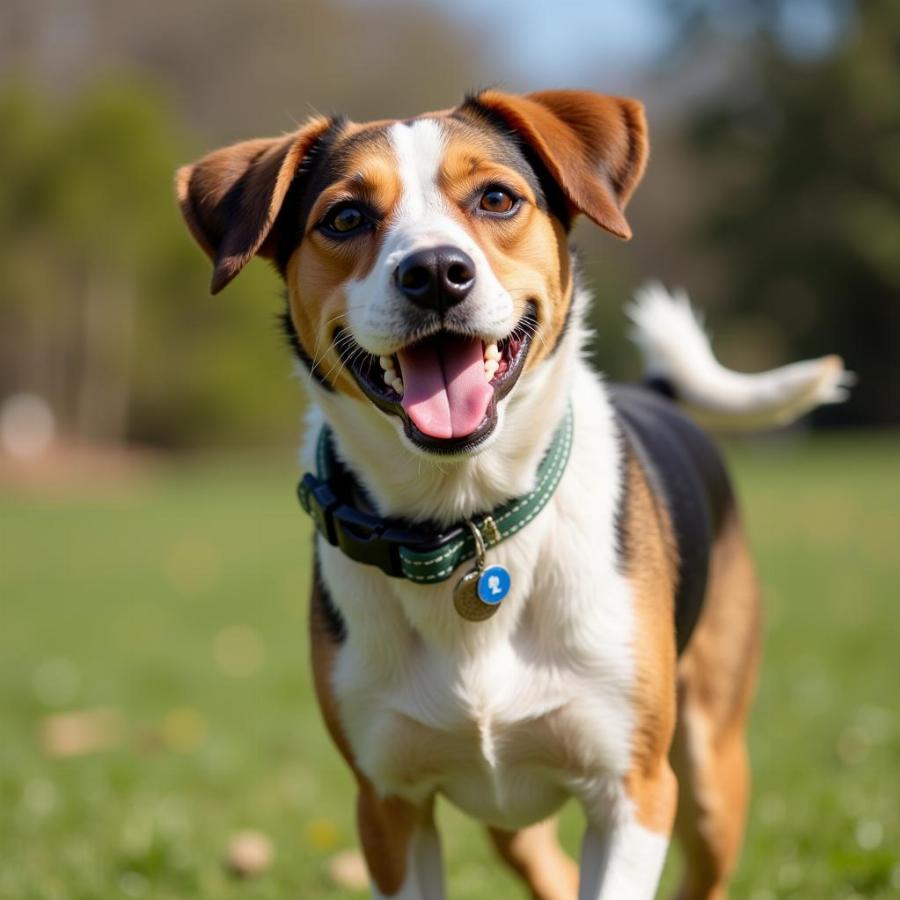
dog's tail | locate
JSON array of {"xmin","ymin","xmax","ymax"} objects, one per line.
[{"xmin": 626, "ymin": 282, "xmax": 854, "ymax": 432}]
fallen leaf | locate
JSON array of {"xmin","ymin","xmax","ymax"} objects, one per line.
[
  {"xmin": 39, "ymin": 708, "xmax": 124, "ymax": 758},
  {"xmin": 328, "ymin": 848, "xmax": 368, "ymax": 890},
  {"xmin": 226, "ymin": 829, "xmax": 273, "ymax": 878}
]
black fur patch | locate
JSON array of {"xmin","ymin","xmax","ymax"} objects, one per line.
[
  {"xmin": 277, "ymin": 302, "xmax": 334, "ymax": 391},
  {"xmin": 643, "ymin": 375, "xmax": 679, "ymax": 401},
  {"xmin": 610, "ymin": 384, "xmax": 735, "ymax": 655},
  {"xmin": 311, "ymin": 551, "xmax": 346, "ymax": 643},
  {"xmin": 612, "ymin": 426, "xmax": 632, "ymax": 569},
  {"xmin": 272, "ymin": 115, "xmax": 349, "ymax": 273}
]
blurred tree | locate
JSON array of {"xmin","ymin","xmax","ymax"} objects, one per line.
[
  {"xmin": 662, "ymin": 0, "xmax": 900, "ymax": 424},
  {"xmin": 0, "ymin": 82, "xmax": 316, "ymax": 448},
  {"xmin": 0, "ymin": 0, "xmax": 489, "ymax": 138}
]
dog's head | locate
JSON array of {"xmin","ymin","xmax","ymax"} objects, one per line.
[{"xmin": 176, "ymin": 90, "xmax": 647, "ymax": 455}]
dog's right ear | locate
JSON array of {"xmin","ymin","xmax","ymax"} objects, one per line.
[{"xmin": 175, "ymin": 116, "xmax": 332, "ymax": 294}]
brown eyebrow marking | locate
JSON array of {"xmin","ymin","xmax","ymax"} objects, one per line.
[
  {"xmin": 307, "ymin": 149, "xmax": 403, "ymax": 232},
  {"xmin": 274, "ymin": 121, "xmax": 399, "ymax": 269},
  {"xmin": 445, "ymin": 110, "xmax": 547, "ymax": 206}
]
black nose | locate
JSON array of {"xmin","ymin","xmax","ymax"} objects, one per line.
[{"xmin": 395, "ymin": 246, "xmax": 476, "ymax": 312}]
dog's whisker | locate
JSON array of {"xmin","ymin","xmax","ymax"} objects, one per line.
[
  {"xmin": 328, "ymin": 341, "xmax": 371, "ymax": 386},
  {"xmin": 320, "ymin": 345, "xmax": 359, "ymax": 386},
  {"xmin": 307, "ymin": 329, "xmax": 361, "ymax": 387},
  {"xmin": 306, "ymin": 309, "xmax": 373, "ymax": 380}
]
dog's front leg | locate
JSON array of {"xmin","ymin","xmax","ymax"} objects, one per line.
[
  {"xmin": 358, "ymin": 785, "xmax": 445, "ymax": 900},
  {"xmin": 577, "ymin": 766, "xmax": 676, "ymax": 900}
]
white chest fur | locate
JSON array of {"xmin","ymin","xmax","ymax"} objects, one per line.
[{"xmin": 311, "ymin": 363, "xmax": 638, "ymax": 830}]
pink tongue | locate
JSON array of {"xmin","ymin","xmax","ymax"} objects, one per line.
[{"xmin": 397, "ymin": 335, "xmax": 493, "ymax": 439}]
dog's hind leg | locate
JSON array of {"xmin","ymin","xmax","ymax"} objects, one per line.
[
  {"xmin": 670, "ymin": 714, "xmax": 750, "ymax": 900},
  {"xmin": 670, "ymin": 512, "xmax": 762, "ymax": 900},
  {"xmin": 489, "ymin": 817, "xmax": 578, "ymax": 900}
]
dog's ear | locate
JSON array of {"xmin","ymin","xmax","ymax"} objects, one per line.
[
  {"xmin": 175, "ymin": 116, "xmax": 332, "ymax": 294},
  {"xmin": 470, "ymin": 89, "xmax": 648, "ymax": 239}
]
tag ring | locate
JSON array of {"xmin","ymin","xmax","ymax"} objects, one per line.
[{"xmin": 465, "ymin": 519, "xmax": 487, "ymax": 571}]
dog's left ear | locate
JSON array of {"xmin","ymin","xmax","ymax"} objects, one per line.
[
  {"xmin": 176, "ymin": 116, "xmax": 332, "ymax": 294},
  {"xmin": 470, "ymin": 89, "xmax": 648, "ymax": 239}
]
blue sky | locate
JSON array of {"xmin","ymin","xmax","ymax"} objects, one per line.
[
  {"xmin": 414, "ymin": 0, "xmax": 851, "ymax": 85},
  {"xmin": 420, "ymin": 0, "xmax": 673, "ymax": 88}
]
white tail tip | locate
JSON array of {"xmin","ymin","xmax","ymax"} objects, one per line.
[{"xmin": 627, "ymin": 282, "xmax": 854, "ymax": 432}]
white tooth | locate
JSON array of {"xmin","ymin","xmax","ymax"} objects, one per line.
[
  {"xmin": 383, "ymin": 369, "xmax": 396, "ymax": 386},
  {"xmin": 484, "ymin": 343, "xmax": 500, "ymax": 361},
  {"xmin": 379, "ymin": 355, "xmax": 393, "ymax": 370},
  {"xmin": 484, "ymin": 359, "xmax": 499, "ymax": 380},
  {"xmin": 392, "ymin": 377, "xmax": 404, "ymax": 396}
]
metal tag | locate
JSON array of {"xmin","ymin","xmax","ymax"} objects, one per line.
[
  {"xmin": 452, "ymin": 520, "xmax": 506, "ymax": 622},
  {"xmin": 453, "ymin": 568, "xmax": 501, "ymax": 621}
]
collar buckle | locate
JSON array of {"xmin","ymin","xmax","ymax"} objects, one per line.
[
  {"xmin": 298, "ymin": 472, "xmax": 339, "ymax": 545},
  {"xmin": 299, "ymin": 472, "xmax": 399, "ymax": 574},
  {"xmin": 299, "ymin": 471, "xmax": 464, "ymax": 577}
]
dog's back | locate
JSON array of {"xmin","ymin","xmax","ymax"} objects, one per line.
[{"xmin": 611, "ymin": 382, "xmax": 734, "ymax": 655}]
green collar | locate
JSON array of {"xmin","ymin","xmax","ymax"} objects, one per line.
[{"xmin": 298, "ymin": 405, "xmax": 574, "ymax": 584}]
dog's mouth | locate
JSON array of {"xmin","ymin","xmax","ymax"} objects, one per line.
[{"xmin": 336, "ymin": 303, "xmax": 537, "ymax": 453}]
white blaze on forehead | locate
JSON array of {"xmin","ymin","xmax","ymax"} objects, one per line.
[{"xmin": 390, "ymin": 119, "xmax": 447, "ymax": 220}]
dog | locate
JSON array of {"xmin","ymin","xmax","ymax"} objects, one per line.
[{"xmin": 176, "ymin": 90, "xmax": 850, "ymax": 900}]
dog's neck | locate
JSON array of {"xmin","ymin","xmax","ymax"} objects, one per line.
[{"xmin": 306, "ymin": 290, "xmax": 588, "ymax": 529}]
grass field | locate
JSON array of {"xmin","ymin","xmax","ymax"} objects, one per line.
[{"xmin": 2, "ymin": 434, "xmax": 898, "ymax": 899}]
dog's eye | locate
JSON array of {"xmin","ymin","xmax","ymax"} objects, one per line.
[
  {"xmin": 479, "ymin": 188, "xmax": 516, "ymax": 215},
  {"xmin": 320, "ymin": 204, "xmax": 369, "ymax": 237}
]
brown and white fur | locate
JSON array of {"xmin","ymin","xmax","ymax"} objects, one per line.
[{"xmin": 176, "ymin": 90, "xmax": 851, "ymax": 899}]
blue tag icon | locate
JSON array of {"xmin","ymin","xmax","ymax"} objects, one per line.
[{"xmin": 477, "ymin": 566, "xmax": 511, "ymax": 605}]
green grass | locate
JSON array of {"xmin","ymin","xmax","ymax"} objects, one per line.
[{"xmin": 2, "ymin": 434, "xmax": 898, "ymax": 899}]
